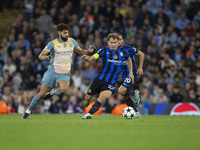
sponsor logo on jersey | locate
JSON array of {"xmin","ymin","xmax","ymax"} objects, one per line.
[
  {"xmin": 56, "ymin": 51, "xmax": 73, "ymax": 56},
  {"xmin": 108, "ymin": 59, "xmax": 122, "ymax": 65}
]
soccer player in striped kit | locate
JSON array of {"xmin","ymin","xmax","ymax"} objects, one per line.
[
  {"xmin": 81, "ymin": 33, "xmax": 134, "ymax": 119},
  {"xmin": 117, "ymin": 33, "xmax": 144, "ymax": 118}
]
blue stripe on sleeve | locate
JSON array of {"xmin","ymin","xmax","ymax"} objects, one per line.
[
  {"xmin": 71, "ymin": 38, "xmax": 79, "ymax": 48},
  {"xmin": 44, "ymin": 41, "xmax": 54, "ymax": 52}
]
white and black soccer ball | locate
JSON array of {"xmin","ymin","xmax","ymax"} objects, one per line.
[{"xmin": 123, "ymin": 106, "xmax": 136, "ymax": 119}]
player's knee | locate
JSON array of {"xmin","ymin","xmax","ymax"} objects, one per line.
[
  {"xmin": 118, "ymin": 88, "xmax": 123, "ymax": 95},
  {"xmin": 118, "ymin": 88, "xmax": 126, "ymax": 96},
  {"xmin": 85, "ymin": 94, "xmax": 92, "ymax": 101},
  {"xmin": 38, "ymin": 92, "xmax": 45, "ymax": 98},
  {"xmin": 97, "ymin": 98, "xmax": 104, "ymax": 104},
  {"xmin": 98, "ymin": 96, "xmax": 107, "ymax": 103},
  {"xmin": 59, "ymin": 87, "xmax": 67, "ymax": 94}
]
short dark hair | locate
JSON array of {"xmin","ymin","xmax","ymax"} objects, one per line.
[
  {"xmin": 117, "ymin": 33, "xmax": 123, "ymax": 37},
  {"xmin": 57, "ymin": 23, "xmax": 69, "ymax": 32},
  {"xmin": 107, "ymin": 33, "xmax": 119, "ymax": 41}
]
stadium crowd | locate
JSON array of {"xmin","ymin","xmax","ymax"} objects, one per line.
[{"xmin": 0, "ymin": 0, "xmax": 200, "ymax": 114}]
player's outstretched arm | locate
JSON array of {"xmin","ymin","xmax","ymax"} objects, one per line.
[
  {"xmin": 127, "ymin": 57, "xmax": 134, "ymax": 84},
  {"xmin": 136, "ymin": 50, "xmax": 144, "ymax": 76},
  {"xmin": 38, "ymin": 49, "xmax": 50, "ymax": 60},
  {"xmin": 74, "ymin": 45, "xmax": 96, "ymax": 55},
  {"xmin": 82, "ymin": 55, "xmax": 95, "ymax": 61}
]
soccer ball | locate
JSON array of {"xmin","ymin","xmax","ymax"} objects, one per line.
[{"xmin": 123, "ymin": 106, "xmax": 136, "ymax": 119}]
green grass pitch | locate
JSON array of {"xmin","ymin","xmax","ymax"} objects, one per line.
[{"xmin": 0, "ymin": 114, "xmax": 199, "ymax": 150}]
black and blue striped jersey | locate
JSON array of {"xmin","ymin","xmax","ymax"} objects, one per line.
[
  {"xmin": 121, "ymin": 45, "xmax": 138, "ymax": 80},
  {"xmin": 96, "ymin": 47, "xmax": 129, "ymax": 84}
]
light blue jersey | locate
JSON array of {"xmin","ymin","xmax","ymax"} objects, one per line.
[
  {"xmin": 44, "ymin": 37, "xmax": 78, "ymax": 74},
  {"xmin": 41, "ymin": 37, "xmax": 78, "ymax": 87}
]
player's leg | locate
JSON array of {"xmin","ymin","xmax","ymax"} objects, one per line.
[
  {"xmin": 43, "ymin": 80, "xmax": 69, "ymax": 99},
  {"xmin": 22, "ymin": 84, "xmax": 49, "ymax": 119},
  {"xmin": 119, "ymin": 79, "xmax": 141, "ymax": 118},
  {"xmin": 118, "ymin": 85, "xmax": 137, "ymax": 111},
  {"xmin": 82, "ymin": 90, "xmax": 112, "ymax": 119},
  {"xmin": 92, "ymin": 90, "xmax": 112, "ymax": 112},
  {"xmin": 22, "ymin": 69, "xmax": 55, "ymax": 119},
  {"xmin": 121, "ymin": 77, "xmax": 140, "ymax": 105},
  {"xmin": 83, "ymin": 77, "xmax": 101, "ymax": 107},
  {"xmin": 118, "ymin": 85, "xmax": 128, "ymax": 96},
  {"xmin": 43, "ymin": 72, "xmax": 70, "ymax": 99},
  {"xmin": 87, "ymin": 82, "xmax": 115, "ymax": 115},
  {"xmin": 84, "ymin": 94, "xmax": 94, "ymax": 107},
  {"xmin": 57, "ymin": 80, "xmax": 69, "ymax": 94},
  {"xmin": 119, "ymin": 85, "xmax": 135, "ymax": 106}
]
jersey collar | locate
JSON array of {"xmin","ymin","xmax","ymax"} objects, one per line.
[{"xmin": 108, "ymin": 47, "xmax": 119, "ymax": 52}]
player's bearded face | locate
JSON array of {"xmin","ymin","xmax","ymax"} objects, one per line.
[
  {"xmin": 60, "ymin": 30, "xmax": 69, "ymax": 41},
  {"xmin": 61, "ymin": 35, "xmax": 68, "ymax": 41}
]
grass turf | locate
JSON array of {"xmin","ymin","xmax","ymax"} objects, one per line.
[{"xmin": 0, "ymin": 114, "xmax": 199, "ymax": 150}]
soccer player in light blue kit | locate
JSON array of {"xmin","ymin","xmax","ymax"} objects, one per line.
[{"xmin": 22, "ymin": 23, "xmax": 95, "ymax": 119}]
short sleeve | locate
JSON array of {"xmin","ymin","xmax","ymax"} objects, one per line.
[
  {"xmin": 123, "ymin": 50, "xmax": 129, "ymax": 60},
  {"xmin": 44, "ymin": 41, "xmax": 54, "ymax": 52},
  {"xmin": 131, "ymin": 47, "xmax": 138, "ymax": 55},
  {"xmin": 120, "ymin": 47, "xmax": 129, "ymax": 60},
  {"xmin": 96, "ymin": 47, "xmax": 105, "ymax": 57},
  {"xmin": 71, "ymin": 38, "xmax": 79, "ymax": 48}
]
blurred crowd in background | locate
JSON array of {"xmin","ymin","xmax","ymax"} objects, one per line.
[{"xmin": 0, "ymin": 0, "xmax": 200, "ymax": 114}]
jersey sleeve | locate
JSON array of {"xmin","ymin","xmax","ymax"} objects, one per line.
[
  {"xmin": 131, "ymin": 47, "xmax": 138, "ymax": 56},
  {"xmin": 96, "ymin": 47, "xmax": 105, "ymax": 57},
  {"xmin": 44, "ymin": 41, "xmax": 54, "ymax": 52},
  {"xmin": 123, "ymin": 49, "xmax": 129, "ymax": 60},
  {"xmin": 71, "ymin": 38, "xmax": 79, "ymax": 48}
]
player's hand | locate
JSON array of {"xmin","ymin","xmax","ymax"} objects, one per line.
[
  {"xmin": 82, "ymin": 54, "xmax": 88, "ymax": 60},
  {"xmin": 82, "ymin": 55, "xmax": 94, "ymax": 61},
  {"xmin": 137, "ymin": 68, "xmax": 143, "ymax": 76},
  {"xmin": 42, "ymin": 55, "xmax": 50, "ymax": 60},
  {"xmin": 129, "ymin": 73, "xmax": 134, "ymax": 84},
  {"xmin": 88, "ymin": 45, "xmax": 96, "ymax": 53}
]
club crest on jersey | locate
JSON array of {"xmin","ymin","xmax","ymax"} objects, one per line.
[
  {"xmin": 69, "ymin": 43, "xmax": 72, "ymax": 47},
  {"xmin": 88, "ymin": 89, "xmax": 92, "ymax": 93},
  {"xmin": 120, "ymin": 52, "xmax": 123, "ymax": 56},
  {"xmin": 114, "ymin": 54, "xmax": 118, "ymax": 59},
  {"xmin": 63, "ymin": 43, "xmax": 67, "ymax": 48}
]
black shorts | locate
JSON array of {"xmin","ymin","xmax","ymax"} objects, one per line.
[
  {"xmin": 87, "ymin": 78, "xmax": 115, "ymax": 95},
  {"xmin": 119, "ymin": 77, "xmax": 139, "ymax": 90}
]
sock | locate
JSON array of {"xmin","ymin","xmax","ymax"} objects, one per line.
[
  {"xmin": 89, "ymin": 101, "xmax": 102, "ymax": 114},
  {"xmin": 27, "ymin": 94, "xmax": 42, "ymax": 113},
  {"xmin": 125, "ymin": 97, "xmax": 138, "ymax": 112},
  {"xmin": 124, "ymin": 89, "xmax": 135, "ymax": 97},
  {"xmin": 25, "ymin": 109, "xmax": 31, "ymax": 114},
  {"xmin": 52, "ymin": 88, "xmax": 60, "ymax": 95}
]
